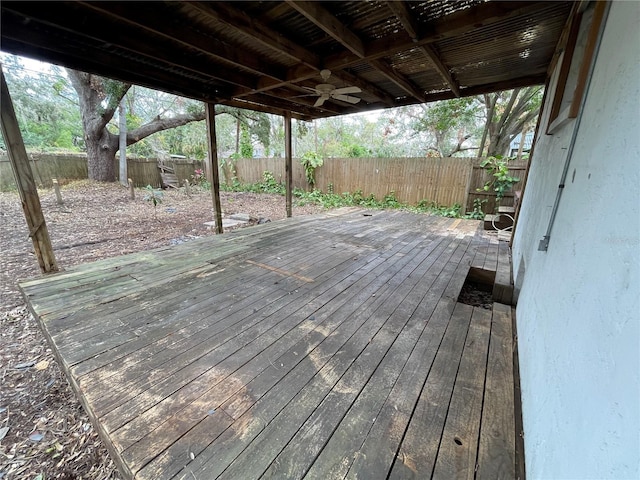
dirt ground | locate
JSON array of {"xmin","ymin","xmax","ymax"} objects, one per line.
[{"xmin": 0, "ymin": 181, "xmax": 324, "ymax": 480}]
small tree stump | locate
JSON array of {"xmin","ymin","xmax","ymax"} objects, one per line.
[
  {"xmin": 128, "ymin": 178, "xmax": 135, "ymax": 200},
  {"xmin": 52, "ymin": 178, "xmax": 63, "ymax": 205}
]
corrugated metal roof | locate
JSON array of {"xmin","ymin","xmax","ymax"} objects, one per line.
[{"xmin": 0, "ymin": 0, "xmax": 574, "ymax": 120}]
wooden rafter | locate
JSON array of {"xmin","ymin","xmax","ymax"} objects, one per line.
[
  {"xmin": 278, "ymin": 1, "xmax": 547, "ymax": 99},
  {"xmin": 386, "ymin": 0, "xmax": 420, "ymax": 39},
  {"xmin": 370, "ymin": 59, "xmax": 426, "ymax": 103},
  {"xmin": 324, "ymin": 1, "xmax": 549, "ymax": 70},
  {"xmin": 1, "ymin": 5, "xmax": 254, "ymax": 93},
  {"xmin": 0, "ymin": 0, "xmax": 569, "ymax": 120},
  {"xmin": 418, "ymin": 45, "xmax": 461, "ymax": 97},
  {"xmin": 192, "ymin": 2, "xmax": 394, "ymax": 106},
  {"xmin": 5, "ymin": 3, "xmax": 334, "ymax": 119},
  {"xmin": 286, "ymin": 0, "xmax": 426, "ymax": 103},
  {"xmin": 185, "ymin": 2, "xmax": 319, "ymax": 68},
  {"xmin": 386, "ymin": 0, "xmax": 460, "ymax": 97},
  {"xmin": 286, "ymin": 1, "xmax": 365, "ymax": 58},
  {"xmin": 80, "ymin": 2, "xmax": 289, "ymax": 83}
]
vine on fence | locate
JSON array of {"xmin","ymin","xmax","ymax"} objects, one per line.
[
  {"xmin": 299, "ymin": 152, "xmax": 323, "ymax": 187},
  {"xmin": 478, "ymin": 156, "xmax": 520, "ymax": 204}
]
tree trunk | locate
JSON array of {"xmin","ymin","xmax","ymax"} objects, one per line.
[
  {"xmin": 478, "ymin": 94, "xmax": 496, "ymax": 158},
  {"xmin": 86, "ymin": 129, "xmax": 118, "ymax": 181}
]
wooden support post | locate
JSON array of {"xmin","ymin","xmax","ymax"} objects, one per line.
[
  {"xmin": 205, "ymin": 103, "xmax": 223, "ymax": 234},
  {"xmin": 128, "ymin": 178, "xmax": 135, "ymax": 200},
  {"xmin": 462, "ymin": 159, "xmax": 474, "ymax": 214},
  {"xmin": 284, "ymin": 112, "xmax": 293, "ymax": 218},
  {"xmin": 52, "ymin": 178, "xmax": 64, "ymax": 205},
  {"xmin": 1, "ymin": 69, "xmax": 58, "ymax": 273},
  {"xmin": 118, "ymin": 101, "xmax": 127, "ymax": 186}
]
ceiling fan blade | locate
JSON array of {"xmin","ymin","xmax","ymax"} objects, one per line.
[
  {"xmin": 314, "ymin": 96, "xmax": 328, "ymax": 107},
  {"xmin": 332, "ymin": 94, "xmax": 361, "ymax": 104},
  {"xmin": 333, "ymin": 86, "xmax": 361, "ymax": 95}
]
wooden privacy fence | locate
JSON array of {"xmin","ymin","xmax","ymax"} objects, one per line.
[
  {"xmin": 233, "ymin": 157, "xmax": 526, "ymax": 213},
  {"xmin": 0, "ymin": 153, "xmax": 205, "ymax": 190},
  {"xmin": 123, "ymin": 157, "xmax": 204, "ymax": 188},
  {"xmin": 1, "ymin": 153, "xmax": 525, "ymax": 213},
  {"xmin": 0, "ymin": 152, "xmax": 88, "ymax": 190}
]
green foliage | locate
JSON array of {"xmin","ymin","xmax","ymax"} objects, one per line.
[
  {"xmin": 479, "ymin": 156, "xmax": 520, "ymax": 203},
  {"xmin": 295, "ymin": 189, "xmax": 462, "ymax": 219},
  {"xmin": 143, "ymin": 185, "xmax": 164, "ymax": 219},
  {"xmin": 219, "ymin": 155, "xmax": 238, "ymax": 185},
  {"xmin": 190, "ymin": 168, "xmax": 210, "ymax": 190},
  {"xmin": 219, "ymin": 173, "xmax": 463, "ymax": 219},
  {"xmin": 410, "ymin": 97, "xmax": 482, "ymax": 157},
  {"xmin": 413, "ymin": 200, "xmax": 462, "ymax": 218},
  {"xmin": 415, "ymin": 97, "xmax": 478, "ymax": 133},
  {"xmin": 0, "ymin": 54, "xmax": 83, "ymax": 152},
  {"xmin": 299, "ymin": 151, "xmax": 323, "ymax": 187},
  {"xmin": 346, "ymin": 144, "xmax": 371, "ymax": 158},
  {"xmin": 258, "ymin": 171, "xmax": 284, "ymax": 194},
  {"xmin": 220, "ymin": 171, "xmax": 285, "ymax": 195},
  {"xmin": 240, "ymin": 123, "xmax": 253, "ymax": 158},
  {"xmin": 464, "ymin": 198, "xmax": 487, "ymax": 220}
]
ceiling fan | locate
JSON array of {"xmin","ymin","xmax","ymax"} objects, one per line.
[{"xmin": 306, "ymin": 69, "xmax": 362, "ymax": 107}]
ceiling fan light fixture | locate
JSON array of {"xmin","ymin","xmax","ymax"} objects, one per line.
[{"xmin": 309, "ymin": 69, "xmax": 362, "ymax": 107}]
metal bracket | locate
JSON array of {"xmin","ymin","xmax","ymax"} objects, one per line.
[{"xmin": 538, "ymin": 235, "xmax": 550, "ymax": 251}]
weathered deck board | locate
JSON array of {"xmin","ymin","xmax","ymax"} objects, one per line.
[
  {"xmin": 19, "ymin": 209, "xmax": 520, "ymax": 480},
  {"xmin": 477, "ymin": 302, "xmax": 516, "ymax": 480}
]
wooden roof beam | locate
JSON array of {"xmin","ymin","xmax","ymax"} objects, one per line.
[
  {"xmin": 285, "ymin": 1, "xmax": 366, "ymax": 58},
  {"xmin": 194, "ymin": 2, "xmax": 394, "ymax": 106},
  {"xmin": 370, "ymin": 59, "xmax": 426, "ymax": 103},
  {"xmin": 390, "ymin": 74, "xmax": 548, "ymax": 107},
  {"xmin": 80, "ymin": 2, "xmax": 289, "ymax": 84},
  {"xmin": 0, "ymin": 34, "xmax": 229, "ymax": 103},
  {"xmin": 418, "ymin": 45, "xmax": 461, "ymax": 97},
  {"xmin": 386, "ymin": 0, "xmax": 420, "ymax": 39},
  {"xmin": 386, "ymin": 0, "xmax": 461, "ymax": 97},
  {"xmin": 2, "ymin": 5, "xmax": 258, "ymax": 95},
  {"xmin": 284, "ymin": 1, "xmax": 422, "ymax": 102},
  {"xmin": 185, "ymin": 2, "xmax": 320, "ymax": 68},
  {"xmin": 325, "ymin": 1, "xmax": 549, "ymax": 70},
  {"xmin": 218, "ymin": 98, "xmax": 313, "ymax": 121}
]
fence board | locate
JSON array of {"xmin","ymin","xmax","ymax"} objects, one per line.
[{"xmin": 1, "ymin": 154, "xmax": 525, "ymax": 215}]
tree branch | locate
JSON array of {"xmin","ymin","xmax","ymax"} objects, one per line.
[
  {"xmin": 446, "ymin": 133, "xmax": 474, "ymax": 157},
  {"xmin": 126, "ymin": 111, "xmax": 205, "ymax": 145},
  {"xmin": 496, "ymin": 88, "xmax": 520, "ymax": 134}
]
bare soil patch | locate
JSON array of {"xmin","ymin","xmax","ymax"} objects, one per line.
[{"xmin": 0, "ymin": 181, "xmax": 323, "ymax": 479}]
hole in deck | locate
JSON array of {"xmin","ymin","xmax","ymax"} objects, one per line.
[
  {"xmin": 457, "ymin": 267, "xmax": 495, "ymax": 310},
  {"xmin": 454, "ymin": 436, "xmax": 463, "ymax": 446}
]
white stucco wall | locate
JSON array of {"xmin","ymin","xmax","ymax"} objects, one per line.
[{"xmin": 512, "ymin": 2, "xmax": 640, "ymax": 479}]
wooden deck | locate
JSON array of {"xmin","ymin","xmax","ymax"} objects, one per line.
[{"xmin": 19, "ymin": 208, "xmax": 519, "ymax": 480}]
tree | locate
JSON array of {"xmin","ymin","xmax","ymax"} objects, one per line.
[
  {"xmin": 405, "ymin": 97, "xmax": 483, "ymax": 157},
  {"xmin": 66, "ymin": 69, "xmax": 209, "ymax": 181},
  {"xmin": 0, "ymin": 54, "xmax": 82, "ymax": 150},
  {"xmin": 478, "ymin": 87, "xmax": 543, "ymax": 157}
]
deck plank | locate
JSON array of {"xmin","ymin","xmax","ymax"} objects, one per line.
[
  {"xmin": 219, "ymin": 236, "xmax": 465, "ymax": 479},
  {"xmin": 100, "ymin": 230, "xmax": 430, "ymax": 431},
  {"xmin": 431, "ymin": 307, "xmax": 492, "ymax": 480},
  {"xmin": 18, "ymin": 210, "xmax": 520, "ymax": 480},
  {"xmin": 387, "ymin": 302, "xmax": 474, "ymax": 479},
  {"xmin": 164, "ymin": 235, "xmax": 458, "ymax": 479},
  {"xmin": 476, "ymin": 303, "xmax": 516, "ymax": 480}
]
